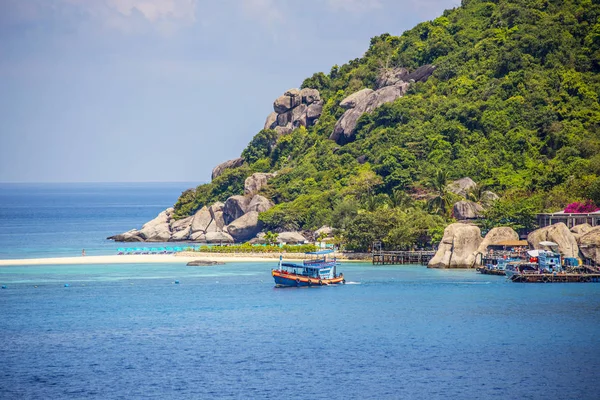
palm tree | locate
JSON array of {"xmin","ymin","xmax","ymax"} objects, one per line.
[{"xmin": 427, "ymin": 170, "xmax": 452, "ymax": 216}]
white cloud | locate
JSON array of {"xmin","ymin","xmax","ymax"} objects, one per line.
[{"xmin": 327, "ymin": 0, "xmax": 382, "ymax": 13}]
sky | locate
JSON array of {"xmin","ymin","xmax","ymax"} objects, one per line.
[{"xmin": 0, "ymin": 0, "xmax": 459, "ymax": 183}]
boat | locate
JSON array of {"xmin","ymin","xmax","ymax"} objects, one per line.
[
  {"xmin": 271, "ymin": 250, "xmax": 345, "ymax": 287},
  {"xmin": 477, "ymin": 257, "xmax": 518, "ymax": 275}
]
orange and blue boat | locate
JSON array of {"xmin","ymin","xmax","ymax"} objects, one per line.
[{"xmin": 272, "ymin": 250, "xmax": 345, "ymax": 287}]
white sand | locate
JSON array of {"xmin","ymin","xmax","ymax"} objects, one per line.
[{"xmin": 0, "ymin": 253, "xmax": 302, "ymax": 266}]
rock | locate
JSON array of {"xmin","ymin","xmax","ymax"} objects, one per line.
[
  {"xmin": 190, "ymin": 232, "xmax": 207, "ymax": 242},
  {"xmin": 223, "ymin": 195, "xmax": 250, "ymax": 225},
  {"xmin": 571, "ymin": 223, "xmax": 592, "ymax": 236},
  {"xmin": 475, "ymin": 227, "xmax": 519, "ymax": 256},
  {"xmin": 249, "ymin": 232, "xmax": 267, "ymax": 244},
  {"xmin": 205, "ymin": 231, "xmax": 235, "ymax": 244},
  {"xmin": 170, "ymin": 228, "xmax": 190, "ymax": 241},
  {"xmin": 452, "ymin": 200, "xmax": 484, "ymax": 220},
  {"xmin": 527, "ymin": 223, "xmax": 579, "ymax": 258},
  {"xmin": 428, "ymin": 223, "xmax": 482, "ymax": 268},
  {"xmin": 447, "ymin": 177, "xmax": 477, "ymax": 197},
  {"xmin": 244, "ymin": 173, "xmax": 275, "ymax": 195},
  {"xmin": 227, "ymin": 211, "xmax": 263, "ymax": 242},
  {"xmin": 481, "ymin": 190, "xmax": 499, "ymax": 205},
  {"xmin": 404, "ymin": 64, "xmax": 436, "ymax": 82},
  {"xmin": 209, "ymin": 202, "xmax": 225, "ymax": 231},
  {"xmin": 306, "ymin": 101, "xmax": 323, "ymax": 122},
  {"xmin": 578, "ymin": 227, "xmax": 600, "ymax": 264},
  {"xmin": 291, "ymin": 104, "xmax": 308, "ymax": 127},
  {"xmin": 138, "ymin": 208, "xmax": 173, "ymax": 242},
  {"xmin": 170, "ymin": 216, "xmax": 192, "ymax": 233},
  {"xmin": 190, "ymin": 206, "xmax": 213, "ymax": 234},
  {"xmin": 211, "ymin": 158, "xmax": 244, "ymax": 181},
  {"xmin": 300, "ymin": 88, "xmax": 320, "ymax": 105},
  {"xmin": 274, "ymin": 90, "xmax": 300, "ymax": 113},
  {"xmin": 315, "ymin": 226, "xmax": 333, "ymax": 238},
  {"xmin": 247, "ymin": 195, "xmax": 273, "ymax": 213},
  {"xmin": 274, "ymin": 124, "xmax": 293, "ymax": 136},
  {"xmin": 187, "ymin": 260, "xmax": 226, "ymax": 266},
  {"xmin": 276, "ymin": 110, "xmax": 292, "ymax": 127},
  {"xmin": 339, "ymin": 88, "xmax": 374, "ymax": 109},
  {"xmin": 376, "ymin": 67, "xmax": 409, "ymax": 89},
  {"xmin": 276, "ymin": 231, "xmax": 307, "ymax": 244},
  {"xmin": 264, "ymin": 111, "xmax": 278, "ymax": 130},
  {"xmin": 330, "ymin": 83, "xmax": 409, "ymax": 145},
  {"xmin": 107, "ymin": 229, "xmax": 143, "ymax": 242}
]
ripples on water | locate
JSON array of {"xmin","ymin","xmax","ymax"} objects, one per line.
[{"xmin": 1, "ymin": 263, "xmax": 600, "ymax": 399}]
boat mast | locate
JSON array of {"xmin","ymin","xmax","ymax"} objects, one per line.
[{"xmin": 279, "ymin": 254, "xmax": 282, "ymax": 271}]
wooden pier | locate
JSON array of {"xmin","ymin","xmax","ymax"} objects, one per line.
[
  {"xmin": 510, "ymin": 273, "xmax": 600, "ymax": 283},
  {"xmin": 372, "ymin": 251, "xmax": 435, "ymax": 265}
]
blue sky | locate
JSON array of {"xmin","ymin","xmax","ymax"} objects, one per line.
[{"xmin": 0, "ymin": 0, "xmax": 459, "ymax": 183}]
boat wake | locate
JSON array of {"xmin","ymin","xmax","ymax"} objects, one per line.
[{"xmin": 345, "ymin": 281, "xmax": 361, "ymax": 285}]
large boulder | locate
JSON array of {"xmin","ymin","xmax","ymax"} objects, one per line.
[
  {"xmin": 375, "ymin": 68, "xmax": 409, "ymax": 89},
  {"xmin": 107, "ymin": 229, "xmax": 143, "ymax": 242},
  {"xmin": 339, "ymin": 88, "xmax": 374, "ymax": 109},
  {"xmin": 138, "ymin": 208, "xmax": 173, "ymax": 242},
  {"xmin": 300, "ymin": 88, "xmax": 320, "ymax": 105},
  {"xmin": 571, "ymin": 223, "xmax": 593, "ymax": 236},
  {"xmin": 447, "ymin": 177, "xmax": 477, "ymax": 197},
  {"xmin": 404, "ymin": 64, "xmax": 436, "ymax": 82},
  {"xmin": 274, "ymin": 91, "xmax": 300, "ymax": 113},
  {"xmin": 330, "ymin": 83, "xmax": 409, "ymax": 145},
  {"xmin": 205, "ymin": 231, "xmax": 234, "ymax": 244},
  {"xmin": 453, "ymin": 200, "xmax": 484, "ymax": 220},
  {"xmin": 277, "ymin": 231, "xmax": 307, "ymax": 244},
  {"xmin": 428, "ymin": 223, "xmax": 482, "ymax": 268},
  {"xmin": 264, "ymin": 111, "xmax": 278, "ymax": 130},
  {"xmin": 246, "ymin": 195, "xmax": 273, "ymax": 213},
  {"xmin": 227, "ymin": 211, "xmax": 263, "ymax": 242},
  {"xmin": 578, "ymin": 227, "xmax": 600, "ymax": 264},
  {"xmin": 190, "ymin": 206, "xmax": 213, "ymax": 234},
  {"xmin": 209, "ymin": 202, "xmax": 225, "ymax": 231},
  {"xmin": 170, "ymin": 228, "xmax": 191, "ymax": 241},
  {"xmin": 475, "ymin": 227, "xmax": 519, "ymax": 256},
  {"xmin": 190, "ymin": 232, "xmax": 207, "ymax": 242},
  {"xmin": 527, "ymin": 223, "xmax": 579, "ymax": 258},
  {"xmin": 223, "ymin": 195, "xmax": 250, "ymax": 225},
  {"xmin": 211, "ymin": 158, "xmax": 244, "ymax": 181},
  {"xmin": 244, "ymin": 173, "xmax": 276, "ymax": 195},
  {"xmin": 315, "ymin": 226, "xmax": 333, "ymax": 238}
]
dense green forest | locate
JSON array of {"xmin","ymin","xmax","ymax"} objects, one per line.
[{"xmin": 174, "ymin": 0, "xmax": 600, "ymax": 251}]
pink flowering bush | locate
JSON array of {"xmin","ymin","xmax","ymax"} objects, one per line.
[{"xmin": 564, "ymin": 201, "xmax": 600, "ymax": 213}]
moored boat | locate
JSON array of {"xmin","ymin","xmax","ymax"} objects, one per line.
[{"xmin": 272, "ymin": 250, "xmax": 345, "ymax": 287}]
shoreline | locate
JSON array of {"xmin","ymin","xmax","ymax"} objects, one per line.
[{"xmin": 0, "ymin": 252, "xmax": 370, "ymax": 267}]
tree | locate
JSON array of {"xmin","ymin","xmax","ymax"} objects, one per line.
[
  {"xmin": 264, "ymin": 231, "xmax": 279, "ymax": 246},
  {"xmin": 427, "ymin": 170, "xmax": 453, "ymax": 216}
]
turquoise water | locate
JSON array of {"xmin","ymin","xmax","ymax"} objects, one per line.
[{"xmin": 1, "ymin": 184, "xmax": 599, "ymax": 399}]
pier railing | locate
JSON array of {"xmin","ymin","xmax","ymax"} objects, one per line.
[{"xmin": 372, "ymin": 250, "xmax": 435, "ymax": 265}]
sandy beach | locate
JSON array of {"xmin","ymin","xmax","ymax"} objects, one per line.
[
  {"xmin": 0, "ymin": 252, "xmax": 308, "ymax": 267},
  {"xmin": 0, "ymin": 251, "xmax": 368, "ymax": 267}
]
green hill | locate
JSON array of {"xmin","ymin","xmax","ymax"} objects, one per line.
[{"xmin": 174, "ymin": 0, "xmax": 600, "ymax": 251}]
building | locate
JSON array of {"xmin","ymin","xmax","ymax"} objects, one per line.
[{"xmin": 537, "ymin": 211, "xmax": 600, "ymax": 229}]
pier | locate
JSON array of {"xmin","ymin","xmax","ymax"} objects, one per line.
[
  {"xmin": 510, "ymin": 273, "xmax": 600, "ymax": 283},
  {"xmin": 372, "ymin": 250, "xmax": 435, "ymax": 265}
]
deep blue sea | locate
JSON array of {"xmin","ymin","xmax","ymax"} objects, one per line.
[{"xmin": 1, "ymin": 183, "xmax": 600, "ymax": 399}]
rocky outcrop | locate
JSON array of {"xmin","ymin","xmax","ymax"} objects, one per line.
[
  {"xmin": 223, "ymin": 195, "xmax": 250, "ymax": 225},
  {"xmin": 331, "ymin": 83, "xmax": 410, "ymax": 145},
  {"xmin": 190, "ymin": 232, "xmax": 206, "ymax": 242},
  {"xmin": 447, "ymin": 177, "xmax": 477, "ymax": 197},
  {"xmin": 265, "ymin": 88, "xmax": 323, "ymax": 133},
  {"xmin": 205, "ymin": 231, "xmax": 234, "ymax": 244},
  {"xmin": 190, "ymin": 206, "xmax": 213, "ymax": 234},
  {"xmin": 571, "ymin": 223, "xmax": 592, "ymax": 236},
  {"xmin": 330, "ymin": 65, "xmax": 435, "ymax": 145},
  {"xmin": 277, "ymin": 231, "xmax": 307, "ymax": 244},
  {"xmin": 211, "ymin": 158, "xmax": 245, "ymax": 181},
  {"xmin": 244, "ymin": 173, "xmax": 276, "ymax": 195},
  {"xmin": 475, "ymin": 227, "xmax": 519, "ymax": 256},
  {"xmin": 428, "ymin": 223, "xmax": 482, "ymax": 268},
  {"xmin": 107, "ymin": 229, "xmax": 144, "ymax": 242},
  {"xmin": 227, "ymin": 211, "xmax": 263, "ymax": 242},
  {"xmin": 453, "ymin": 200, "xmax": 484, "ymax": 220},
  {"xmin": 187, "ymin": 260, "xmax": 226, "ymax": 266},
  {"xmin": 138, "ymin": 208, "xmax": 173, "ymax": 242},
  {"xmin": 527, "ymin": 223, "xmax": 579, "ymax": 258},
  {"xmin": 578, "ymin": 227, "xmax": 600, "ymax": 264},
  {"xmin": 246, "ymin": 195, "xmax": 273, "ymax": 213},
  {"xmin": 481, "ymin": 190, "xmax": 499, "ymax": 205}
]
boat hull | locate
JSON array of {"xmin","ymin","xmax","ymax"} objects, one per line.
[{"xmin": 272, "ymin": 270, "xmax": 345, "ymax": 287}]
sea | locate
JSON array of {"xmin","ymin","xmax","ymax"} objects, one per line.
[{"xmin": 0, "ymin": 183, "xmax": 599, "ymax": 399}]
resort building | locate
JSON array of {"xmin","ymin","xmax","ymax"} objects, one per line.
[{"xmin": 536, "ymin": 211, "xmax": 600, "ymax": 229}]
